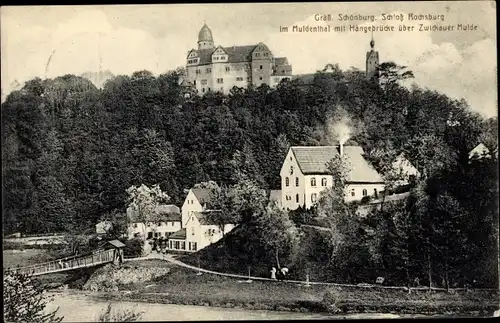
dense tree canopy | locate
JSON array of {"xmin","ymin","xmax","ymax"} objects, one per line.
[{"xmin": 2, "ymin": 63, "xmax": 497, "ymax": 287}]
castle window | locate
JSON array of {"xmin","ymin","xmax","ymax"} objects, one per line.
[
  {"xmin": 311, "ymin": 193, "xmax": 317, "ymax": 203},
  {"xmin": 321, "ymin": 178, "xmax": 327, "ymax": 186},
  {"xmin": 311, "ymin": 178, "xmax": 316, "ymax": 187},
  {"xmin": 236, "ymin": 77, "xmax": 243, "ymax": 81},
  {"xmin": 296, "ymin": 194, "xmax": 299, "ymax": 203},
  {"xmin": 260, "ymin": 65, "xmax": 263, "ymax": 70},
  {"xmin": 351, "ymin": 189, "xmax": 355, "ymax": 197},
  {"xmin": 295, "ymin": 177, "xmax": 299, "ymax": 187},
  {"xmin": 285, "ymin": 177, "xmax": 289, "ymax": 187},
  {"xmin": 225, "ymin": 66, "xmax": 230, "ymax": 72},
  {"xmin": 217, "ymin": 78, "xmax": 224, "ymax": 84},
  {"xmin": 362, "ymin": 189, "xmax": 367, "ymax": 196}
]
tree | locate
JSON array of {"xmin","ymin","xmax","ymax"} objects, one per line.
[
  {"xmin": 205, "ymin": 184, "xmax": 241, "ymax": 237},
  {"xmin": 126, "ymin": 184, "xmax": 170, "ymax": 241},
  {"xmin": 317, "ymin": 153, "xmax": 352, "ymax": 217},
  {"xmin": 253, "ymin": 204, "xmax": 301, "ymax": 269},
  {"xmin": 376, "ymin": 61, "xmax": 414, "ymax": 88},
  {"xmin": 3, "ymin": 270, "xmax": 63, "ymax": 323}
]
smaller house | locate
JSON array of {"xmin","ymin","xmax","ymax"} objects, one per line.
[
  {"xmin": 390, "ymin": 153, "xmax": 420, "ymax": 187},
  {"xmin": 95, "ymin": 221, "xmax": 113, "ymax": 235},
  {"xmin": 127, "ymin": 204, "xmax": 182, "ymax": 240},
  {"xmin": 168, "ymin": 211, "xmax": 236, "ymax": 252},
  {"xmin": 468, "ymin": 143, "xmax": 491, "ymax": 161},
  {"xmin": 181, "ymin": 187, "xmax": 216, "ymax": 227}
]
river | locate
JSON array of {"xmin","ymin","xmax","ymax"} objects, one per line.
[{"xmin": 44, "ymin": 291, "xmax": 403, "ymax": 321}]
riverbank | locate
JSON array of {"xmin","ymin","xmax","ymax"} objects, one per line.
[{"xmin": 72, "ymin": 259, "xmax": 498, "ymax": 317}]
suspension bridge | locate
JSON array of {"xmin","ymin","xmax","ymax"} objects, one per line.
[{"xmin": 5, "ymin": 240, "xmax": 125, "ymax": 277}]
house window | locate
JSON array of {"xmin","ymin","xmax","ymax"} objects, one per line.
[
  {"xmin": 285, "ymin": 177, "xmax": 289, "ymax": 187},
  {"xmin": 169, "ymin": 241, "xmax": 173, "ymax": 249},
  {"xmin": 296, "ymin": 194, "xmax": 299, "ymax": 203},
  {"xmin": 181, "ymin": 241, "xmax": 186, "ymax": 250},
  {"xmin": 236, "ymin": 77, "xmax": 243, "ymax": 81},
  {"xmin": 351, "ymin": 189, "xmax": 355, "ymax": 197},
  {"xmin": 259, "ymin": 77, "xmax": 263, "ymax": 80},
  {"xmin": 201, "ymin": 79, "xmax": 207, "ymax": 85},
  {"xmin": 322, "ymin": 178, "xmax": 327, "ymax": 186},
  {"xmin": 311, "ymin": 178, "xmax": 316, "ymax": 187},
  {"xmin": 174, "ymin": 241, "xmax": 180, "ymax": 249},
  {"xmin": 217, "ymin": 78, "xmax": 223, "ymax": 84},
  {"xmin": 202, "ymin": 88, "xmax": 205, "ymax": 93},
  {"xmin": 191, "ymin": 227, "xmax": 195, "ymax": 236},
  {"xmin": 260, "ymin": 65, "xmax": 263, "ymax": 70},
  {"xmin": 225, "ymin": 66, "xmax": 230, "ymax": 72},
  {"xmin": 133, "ymin": 223, "xmax": 138, "ymax": 228},
  {"xmin": 362, "ymin": 189, "xmax": 367, "ymax": 197},
  {"xmin": 256, "ymin": 53, "xmax": 260, "ymax": 57},
  {"xmin": 311, "ymin": 193, "xmax": 317, "ymax": 203},
  {"xmin": 206, "ymin": 68, "xmax": 211, "ymax": 73},
  {"xmin": 147, "ymin": 232, "xmax": 153, "ymax": 239},
  {"xmin": 295, "ymin": 177, "xmax": 299, "ymax": 187},
  {"xmin": 193, "ymin": 80, "xmax": 196, "ymax": 86},
  {"xmin": 171, "ymin": 222, "xmax": 174, "ymax": 226},
  {"xmin": 196, "ymin": 69, "xmax": 201, "ymax": 74},
  {"xmin": 264, "ymin": 53, "xmax": 268, "ymax": 56},
  {"xmin": 192, "ymin": 242, "xmax": 197, "ymax": 251},
  {"xmin": 374, "ymin": 189, "xmax": 378, "ymax": 198}
]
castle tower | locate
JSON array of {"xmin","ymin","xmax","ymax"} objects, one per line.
[
  {"xmin": 198, "ymin": 23, "xmax": 215, "ymax": 50},
  {"xmin": 366, "ymin": 33, "xmax": 379, "ymax": 80}
]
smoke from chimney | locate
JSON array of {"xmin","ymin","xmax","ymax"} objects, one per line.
[
  {"xmin": 340, "ymin": 142, "xmax": 344, "ymax": 156},
  {"xmin": 324, "ymin": 105, "xmax": 353, "ymax": 147}
]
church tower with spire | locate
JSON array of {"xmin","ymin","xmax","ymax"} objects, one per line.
[
  {"xmin": 198, "ymin": 23, "xmax": 214, "ymax": 50},
  {"xmin": 366, "ymin": 33, "xmax": 379, "ymax": 80}
]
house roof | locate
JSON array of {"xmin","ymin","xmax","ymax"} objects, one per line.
[
  {"xmin": 290, "ymin": 145, "xmax": 384, "ymax": 183},
  {"xmin": 169, "ymin": 228, "xmax": 186, "ymax": 240},
  {"xmin": 274, "ymin": 57, "xmax": 288, "ymax": 66},
  {"xmin": 370, "ymin": 192, "xmax": 410, "ymax": 204},
  {"xmin": 191, "ymin": 188, "xmax": 215, "ymax": 205},
  {"xmin": 106, "ymin": 240, "xmax": 126, "ymax": 248},
  {"xmin": 195, "ymin": 45, "xmax": 259, "ymax": 65},
  {"xmin": 269, "ymin": 190, "xmax": 282, "ymax": 204},
  {"xmin": 469, "ymin": 143, "xmax": 491, "ymax": 159},
  {"xmin": 156, "ymin": 204, "xmax": 180, "ymax": 214}
]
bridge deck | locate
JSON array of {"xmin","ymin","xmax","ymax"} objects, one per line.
[{"xmin": 9, "ymin": 249, "xmax": 116, "ymax": 276}]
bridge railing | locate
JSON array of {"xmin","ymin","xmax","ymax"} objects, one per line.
[{"xmin": 10, "ymin": 249, "xmax": 116, "ymax": 276}]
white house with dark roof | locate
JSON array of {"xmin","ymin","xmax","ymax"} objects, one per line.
[
  {"xmin": 127, "ymin": 204, "xmax": 182, "ymax": 240},
  {"xmin": 169, "ymin": 211, "xmax": 236, "ymax": 252},
  {"xmin": 390, "ymin": 153, "xmax": 420, "ymax": 186},
  {"xmin": 181, "ymin": 187, "xmax": 216, "ymax": 227},
  {"xmin": 280, "ymin": 145, "xmax": 385, "ymax": 210}
]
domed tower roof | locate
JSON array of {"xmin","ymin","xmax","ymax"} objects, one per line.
[{"xmin": 198, "ymin": 23, "xmax": 213, "ymax": 43}]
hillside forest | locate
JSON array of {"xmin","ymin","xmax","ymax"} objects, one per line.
[{"xmin": 2, "ymin": 63, "xmax": 498, "ymax": 288}]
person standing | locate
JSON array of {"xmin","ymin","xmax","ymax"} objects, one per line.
[{"xmin": 270, "ymin": 267, "xmax": 277, "ymax": 280}]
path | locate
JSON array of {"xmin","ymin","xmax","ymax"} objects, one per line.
[{"xmin": 125, "ymin": 252, "xmax": 479, "ymax": 292}]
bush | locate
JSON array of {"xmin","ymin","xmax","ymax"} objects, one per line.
[
  {"xmin": 321, "ymin": 288, "xmax": 342, "ymax": 314},
  {"xmin": 97, "ymin": 302, "xmax": 142, "ymax": 322},
  {"xmin": 124, "ymin": 238, "xmax": 143, "ymax": 258},
  {"xmin": 3, "ymin": 270, "xmax": 63, "ymax": 322}
]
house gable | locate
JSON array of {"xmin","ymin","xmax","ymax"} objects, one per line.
[{"xmin": 280, "ymin": 148, "xmax": 303, "ymax": 178}]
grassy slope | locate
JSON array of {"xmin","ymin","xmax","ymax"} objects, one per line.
[{"xmin": 100, "ymin": 260, "xmax": 499, "ymax": 315}]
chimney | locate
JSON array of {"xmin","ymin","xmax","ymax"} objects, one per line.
[{"xmin": 340, "ymin": 143, "xmax": 344, "ymax": 156}]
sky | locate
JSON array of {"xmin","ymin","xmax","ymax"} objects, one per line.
[{"xmin": 1, "ymin": 2, "xmax": 497, "ymax": 117}]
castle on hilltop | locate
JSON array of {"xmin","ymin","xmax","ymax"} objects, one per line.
[
  {"xmin": 184, "ymin": 23, "xmax": 293, "ymax": 94},
  {"xmin": 183, "ymin": 23, "xmax": 379, "ymax": 94}
]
